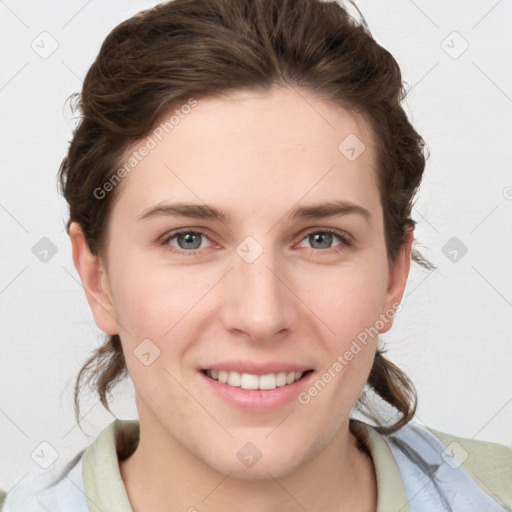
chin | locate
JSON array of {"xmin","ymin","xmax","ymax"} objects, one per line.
[
  {"xmin": 214, "ymin": 457, "xmax": 304, "ymax": 481},
  {"xmin": 199, "ymin": 441, "xmax": 309, "ymax": 481}
]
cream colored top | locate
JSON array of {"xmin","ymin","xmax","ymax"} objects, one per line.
[{"xmin": 3, "ymin": 419, "xmax": 512, "ymax": 511}]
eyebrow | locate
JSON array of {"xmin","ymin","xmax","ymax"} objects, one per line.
[{"xmin": 137, "ymin": 200, "xmax": 371, "ymax": 224}]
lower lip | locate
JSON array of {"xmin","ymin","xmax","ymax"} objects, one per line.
[{"xmin": 198, "ymin": 370, "xmax": 315, "ymax": 412}]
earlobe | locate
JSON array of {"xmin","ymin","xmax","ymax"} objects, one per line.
[
  {"xmin": 378, "ymin": 228, "xmax": 414, "ymax": 334},
  {"xmin": 68, "ymin": 222, "xmax": 119, "ymax": 335}
]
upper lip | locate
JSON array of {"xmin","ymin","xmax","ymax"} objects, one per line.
[{"xmin": 201, "ymin": 361, "xmax": 314, "ymax": 375}]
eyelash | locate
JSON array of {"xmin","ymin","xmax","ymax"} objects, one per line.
[{"xmin": 159, "ymin": 227, "xmax": 352, "ymax": 256}]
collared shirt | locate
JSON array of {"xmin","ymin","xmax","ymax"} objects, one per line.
[{"xmin": 3, "ymin": 419, "xmax": 512, "ymax": 511}]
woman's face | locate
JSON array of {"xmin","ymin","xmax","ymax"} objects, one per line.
[{"xmin": 80, "ymin": 86, "xmax": 410, "ymax": 478}]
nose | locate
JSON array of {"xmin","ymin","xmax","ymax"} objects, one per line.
[{"xmin": 220, "ymin": 243, "xmax": 298, "ymax": 344}]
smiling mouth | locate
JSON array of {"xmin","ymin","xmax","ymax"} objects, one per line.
[{"xmin": 201, "ymin": 369, "xmax": 314, "ymax": 391}]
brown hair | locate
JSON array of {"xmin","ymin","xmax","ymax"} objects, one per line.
[{"xmin": 59, "ymin": 0, "xmax": 433, "ymax": 434}]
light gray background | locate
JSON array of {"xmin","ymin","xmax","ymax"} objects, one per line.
[{"xmin": 1, "ymin": 0, "xmax": 511, "ymax": 493}]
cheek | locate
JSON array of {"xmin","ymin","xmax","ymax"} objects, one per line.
[
  {"xmin": 109, "ymin": 269, "xmax": 198, "ymax": 400},
  {"xmin": 107, "ymin": 262, "xmax": 220, "ymax": 386},
  {"xmin": 301, "ymin": 263, "xmax": 387, "ymax": 395},
  {"xmin": 109, "ymin": 262, "xmax": 206, "ymax": 339},
  {"xmin": 305, "ymin": 262, "xmax": 389, "ymax": 342}
]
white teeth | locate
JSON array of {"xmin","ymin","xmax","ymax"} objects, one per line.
[
  {"xmin": 276, "ymin": 372, "xmax": 287, "ymax": 387},
  {"xmin": 206, "ymin": 370, "xmax": 306, "ymax": 390},
  {"xmin": 227, "ymin": 371, "xmax": 241, "ymax": 387},
  {"xmin": 240, "ymin": 373, "xmax": 259, "ymax": 390},
  {"xmin": 259, "ymin": 373, "xmax": 276, "ymax": 390}
]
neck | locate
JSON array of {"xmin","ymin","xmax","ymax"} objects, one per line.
[{"xmin": 119, "ymin": 409, "xmax": 377, "ymax": 512}]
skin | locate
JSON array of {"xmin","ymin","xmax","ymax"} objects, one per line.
[{"xmin": 70, "ymin": 86, "xmax": 413, "ymax": 512}]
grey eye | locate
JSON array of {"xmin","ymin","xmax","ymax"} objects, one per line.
[
  {"xmin": 175, "ymin": 232, "xmax": 204, "ymax": 250},
  {"xmin": 308, "ymin": 232, "xmax": 335, "ymax": 249}
]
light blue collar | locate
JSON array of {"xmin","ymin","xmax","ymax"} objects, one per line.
[{"xmin": 383, "ymin": 421, "xmax": 507, "ymax": 511}]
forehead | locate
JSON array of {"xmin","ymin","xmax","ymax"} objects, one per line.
[{"xmin": 111, "ymin": 86, "xmax": 379, "ymax": 223}]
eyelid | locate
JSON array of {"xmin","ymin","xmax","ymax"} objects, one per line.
[
  {"xmin": 299, "ymin": 226, "xmax": 352, "ymax": 244},
  {"xmin": 160, "ymin": 226, "xmax": 352, "ymax": 254},
  {"xmin": 295, "ymin": 227, "xmax": 352, "ymax": 254},
  {"xmin": 160, "ymin": 227, "xmax": 215, "ymax": 249}
]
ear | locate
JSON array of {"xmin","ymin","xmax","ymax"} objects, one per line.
[
  {"xmin": 378, "ymin": 228, "xmax": 414, "ymax": 334},
  {"xmin": 68, "ymin": 222, "xmax": 118, "ymax": 335}
]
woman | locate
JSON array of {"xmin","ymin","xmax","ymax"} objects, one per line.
[{"xmin": 3, "ymin": 0, "xmax": 511, "ymax": 510}]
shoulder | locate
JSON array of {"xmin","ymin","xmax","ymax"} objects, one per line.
[
  {"xmin": 1, "ymin": 451, "xmax": 88, "ymax": 512},
  {"xmin": 2, "ymin": 419, "xmax": 138, "ymax": 511},
  {"xmin": 425, "ymin": 425, "xmax": 512, "ymax": 509},
  {"xmin": 383, "ymin": 421, "xmax": 512, "ymax": 511},
  {"xmin": 1, "ymin": 419, "xmax": 137, "ymax": 512}
]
